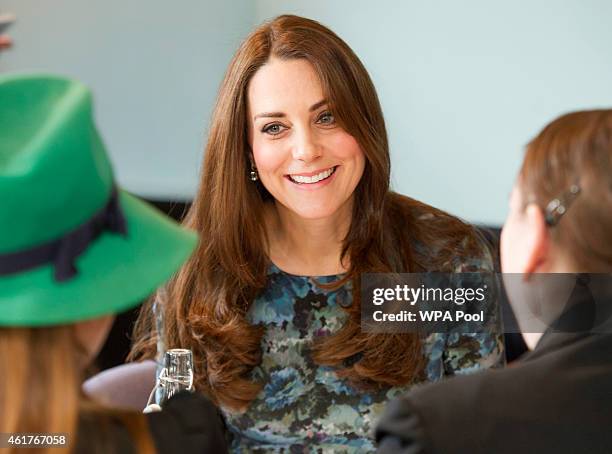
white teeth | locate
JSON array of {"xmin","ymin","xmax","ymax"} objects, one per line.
[{"xmin": 290, "ymin": 167, "xmax": 335, "ymax": 184}]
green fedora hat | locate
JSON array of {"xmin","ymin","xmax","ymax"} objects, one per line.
[{"xmin": 0, "ymin": 73, "xmax": 197, "ymax": 326}]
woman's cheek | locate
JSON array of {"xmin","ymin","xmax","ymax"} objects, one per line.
[
  {"xmin": 253, "ymin": 142, "xmax": 287, "ymax": 173},
  {"xmin": 331, "ymin": 131, "xmax": 362, "ymax": 158}
]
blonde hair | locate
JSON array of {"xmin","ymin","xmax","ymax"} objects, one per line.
[
  {"xmin": 0, "ymin": 326, "xmax": 155, "ymax": 454},
  {"xmin": 1, "ymin": 326, "xmax": 80, "ymax": 454}
]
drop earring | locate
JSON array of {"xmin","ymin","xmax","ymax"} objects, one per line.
[{"xmin": 250, "ymin": 162, "xmax": 259, "ymax": 181}]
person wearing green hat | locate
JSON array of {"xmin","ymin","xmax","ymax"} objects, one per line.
[{"xmin": 0, "ymin": 74, "xmax": 227, "ymax": 453}]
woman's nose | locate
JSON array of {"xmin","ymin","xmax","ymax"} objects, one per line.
[{"xmin": 291, "ymin": 129, "xmax": 322, "ymax": 163}]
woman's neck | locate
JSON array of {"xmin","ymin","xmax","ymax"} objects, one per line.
[{"xmin": 265, "ymin": 200, "xmax": 352, "ymax": 276}]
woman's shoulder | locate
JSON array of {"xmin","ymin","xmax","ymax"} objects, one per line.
[
  {"xmin": 386, "ymin": 192, "xmax": 470, "ymax": 231},
  {"xmin": 386, "ymin": 192, "xmax": 495, "ymax": 272}
]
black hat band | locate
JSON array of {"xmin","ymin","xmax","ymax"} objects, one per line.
[{"xmin": 0, "ymin": 187, "xmax": 127, "ymax": 282}]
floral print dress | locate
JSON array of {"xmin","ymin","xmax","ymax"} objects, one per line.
[{"xmin": 222, "ymin": 260, "xmax": 504, "ymax": 453}]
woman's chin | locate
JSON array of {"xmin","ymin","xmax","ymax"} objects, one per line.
[{"xmin": 281, "ymin": 202, "xmax": 346, "ymax": 221}]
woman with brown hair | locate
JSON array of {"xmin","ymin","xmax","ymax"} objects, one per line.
[
  {"xmin": 131, "ymin": 14, "xmax": 503, "ymax": 451},
  {"xmin": 0, "ymin": 74, "xmax": 227, "ymax": 454}
]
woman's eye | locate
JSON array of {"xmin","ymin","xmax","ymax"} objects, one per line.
[
  {"xmin": 317, "ymin": 111, "xmax": 335, "ymax": 125},
  {"xmin": 262, "ymin": 123, "xmax": 285, "ymax": 135}
]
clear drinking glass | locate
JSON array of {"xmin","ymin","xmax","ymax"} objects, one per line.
[
  {"xmin": 145, "ymin": 348, "xmax": 195, "ymax": 412},
  {"xmin": 157, "ymin": 348, "xmax": 194, "ymax": 404}
]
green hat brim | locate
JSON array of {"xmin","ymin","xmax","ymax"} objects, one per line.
[{"xmin": 0, "ymin": 191, "xmax": 197, "ymax": 326}]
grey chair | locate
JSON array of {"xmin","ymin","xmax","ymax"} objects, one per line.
[{"xmin": 83, "ymin": 360, "xmax": 157, "ymax": 410}]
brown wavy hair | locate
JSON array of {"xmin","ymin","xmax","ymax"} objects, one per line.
[
  {"xmin": 130, "ymin": 14, "xmax": 484, "ymax": 412},
  {"xmin": 519, "ymin": 109, "xmax": 612, "ymax": 271}
]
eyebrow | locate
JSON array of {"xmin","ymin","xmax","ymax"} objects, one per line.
[{"xmin": 253, "ymin": 99, "xmax": 328, "ymax": 120}]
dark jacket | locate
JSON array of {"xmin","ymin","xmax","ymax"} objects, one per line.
[
  {"xmin": 75, "ymin": 392, "xmax": 228, "ymax": 454},
  {"xmin": 376, "ymin": 282, "xmax": 612, "ymax": 453}
]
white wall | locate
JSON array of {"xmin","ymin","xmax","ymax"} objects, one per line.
[
  {"xmin": 0, "ymin": 0, "xmax": 255, "ymax": 200},
  {"xmin": 2, "ymin": 1, "xmax": 612, "ymax": 224},
  {"xmin": 256, "ymin": 0, "xmax": 612, "ymax": 224}
]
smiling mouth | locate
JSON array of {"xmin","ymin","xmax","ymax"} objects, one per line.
[{"xmin": 287, "ymin": 166, "xmax": 338, "ymax": 184}]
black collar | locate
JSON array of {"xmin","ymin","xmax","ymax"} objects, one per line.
[{"xmin": 520, "ymin": 274, "xmax": 612, "ymax": 362}]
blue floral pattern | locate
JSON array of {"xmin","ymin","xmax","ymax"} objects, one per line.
[{"xmin": 222, "ymin": 255, "xmax": 505, "ymax": 453}]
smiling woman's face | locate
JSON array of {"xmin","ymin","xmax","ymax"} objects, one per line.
[{"xmin": 247, "ymin": 57, "xmax": 365, "ymax": 220}]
